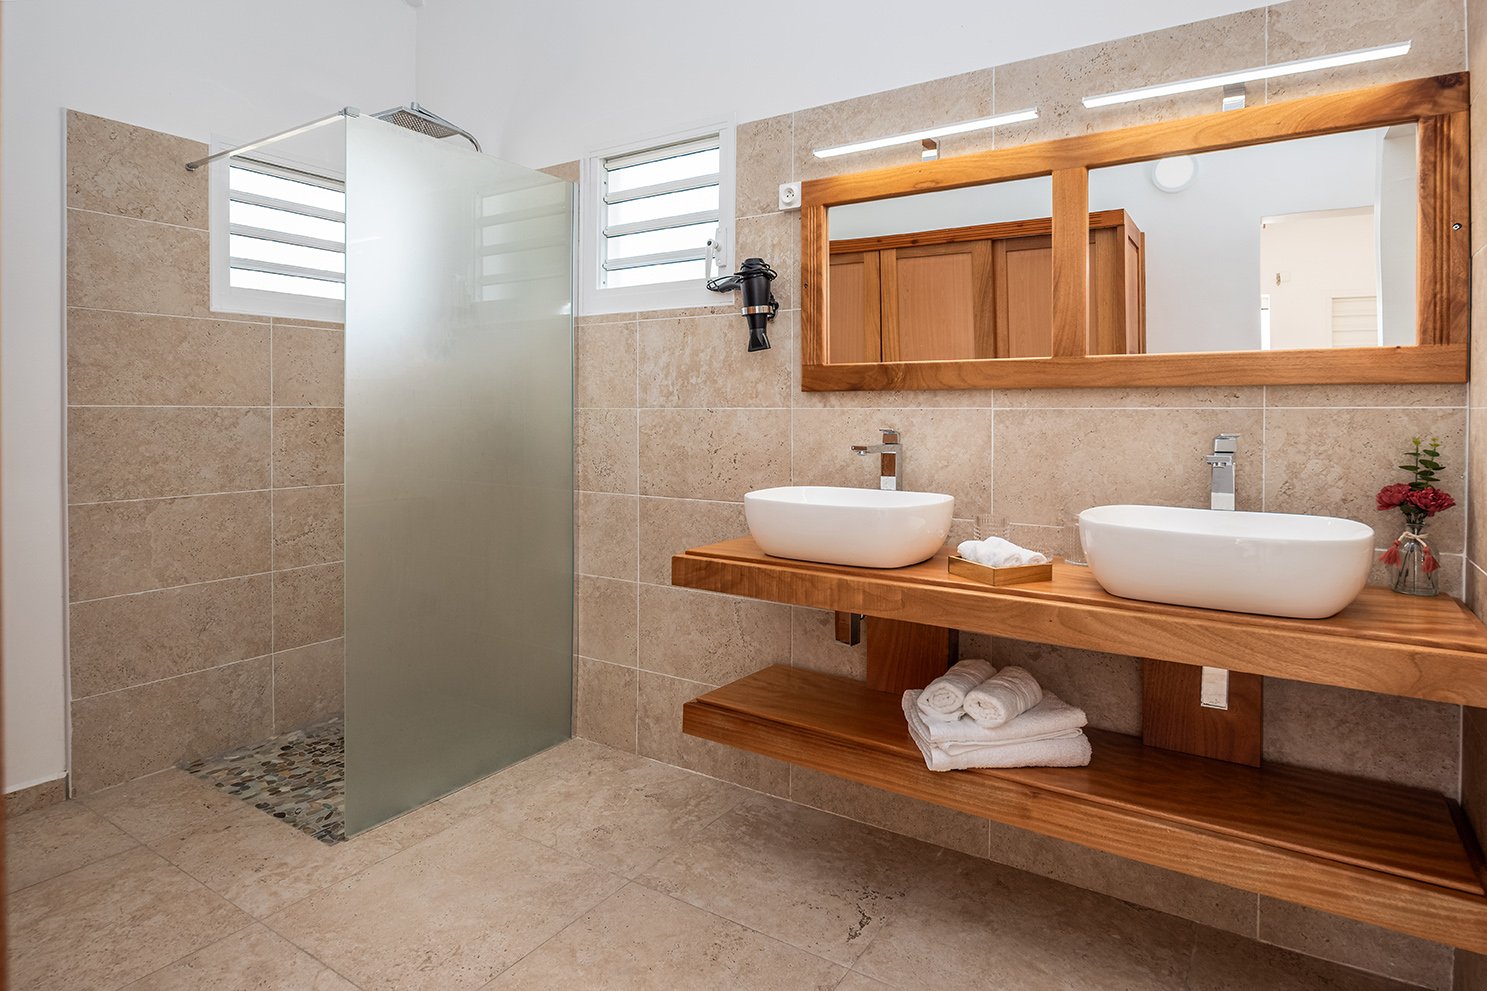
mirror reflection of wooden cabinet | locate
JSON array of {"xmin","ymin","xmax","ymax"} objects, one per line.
[{"xmin": 828, "ymin": 211, "xmax": 1145, "ymax": 362}]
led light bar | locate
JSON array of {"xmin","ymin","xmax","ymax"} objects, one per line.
[
  {"xmin": 812, "ymin": 108, "xmax": 1039, "ymax": 159},
  {"xmin": 1081, "ymin": 42, "xmax": 1411, "ymax": 109}
]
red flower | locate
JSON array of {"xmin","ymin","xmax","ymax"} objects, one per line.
[
  {"xmin": 1376, "ymin": 483, "xmax": 1412, "ymax": 511},
  {"xmin": 1406, "ymin": 487, "xmax": 1456, "ymax": 517}
]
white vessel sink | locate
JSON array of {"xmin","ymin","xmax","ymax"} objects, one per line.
[
  {"xmin": 745, "ymin": 486, "xmax": 954, "ymax": 569},
  {"xmin": 1078, "ymin": 505, "xmax": 1375, "ymax": 619}
]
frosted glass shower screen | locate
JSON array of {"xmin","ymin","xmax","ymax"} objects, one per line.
[{"xmin": 343, "ymin": 116, "xmax": 574, "ymax": 834}]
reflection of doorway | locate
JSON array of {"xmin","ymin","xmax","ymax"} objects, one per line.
[{"xmin": 1258, "ymin": 206, "xmax": 1377, "ymax": 349}]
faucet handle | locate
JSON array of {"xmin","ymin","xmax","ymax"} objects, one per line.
[
  {"xmin": 879, "ymin": 427, "xmax": 900, "ymax": 444},
  {"xmin": 1212, "ymin": 432, "xmax": 1240, "ymax": 454}
]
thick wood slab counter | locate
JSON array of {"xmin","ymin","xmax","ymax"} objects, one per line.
[{"xmin": 671, "ymin": 537, "xmax": 1487, "ymax": 707}]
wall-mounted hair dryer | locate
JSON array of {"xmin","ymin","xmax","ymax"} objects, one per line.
[{"xmin": 706, "ymin": 257, "xmax": 779, "ymax": 352}]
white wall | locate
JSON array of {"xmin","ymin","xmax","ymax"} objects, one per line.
[{"xmin": 0, "ymin": 0, "xmax": 417, "ymax": 792}]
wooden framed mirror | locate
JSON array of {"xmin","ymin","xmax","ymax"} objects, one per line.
[{"xmin": 799, "ymin": 74, "xmax": 1469, "ymax": 391}]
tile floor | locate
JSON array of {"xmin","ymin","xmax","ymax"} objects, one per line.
[{"xmin": 7, "ymin": 738, "xmax": 1428, "ymax": 991}]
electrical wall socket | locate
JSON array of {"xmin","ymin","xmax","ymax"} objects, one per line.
[{"xmin": 778, "ymin": 182, "xmax": 801, "ymax": 211}]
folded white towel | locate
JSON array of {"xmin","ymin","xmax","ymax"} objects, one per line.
[
  {"xmin": 915, "ymin": 658, "xmax": 995, "ymax": 718},
  {"xmin": 956, "ymin": 537, "xmax": 1050, "ymax": 568},
  {"xmin": 964, "ymin": 666, "xmax": 1043, "ymax": 728},
  {"xmin": 903, "ymin": 689, "xmax": 1087, "ymax": 744},
  {"xmin": 902, "ymin": 693, "xmax": 1091, "ymax": 770}
]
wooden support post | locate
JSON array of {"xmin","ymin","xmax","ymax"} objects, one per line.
[
  {"xmin": 1142, "ymin": 659, "xmax": 1263, "ymax": 766},
  {"xmin": 865, "ymin": 617, "xmax": 957, "ymax": 693}
]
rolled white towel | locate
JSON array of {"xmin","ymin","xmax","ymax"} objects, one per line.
[
  {"xmin": 915, "ymin": 658, "xmax": 994, "ymax": 718},
  {"xmin": 903, "ymin": 689, "xmax": 1086, "ymax": 744},
  {"xmin": 902, "ymin": 693, "xmax": 1091, "ymax": 770},
  {"xmin": 956, "ymin": 537, "xmax": 1049, "ymax": 568},
  {"xmin": 964, "ymin": 666, "xmax": 1043, "ymax": 728}
]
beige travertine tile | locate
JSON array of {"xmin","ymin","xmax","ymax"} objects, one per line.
[
  {"xmin": 272, "ymin": 325, "xmax": 344, "ymax": 407},
  {"xmin": 539, "ymin": 160, "xmax": 580, "ymax": 184},
  {"xmin": 273, "ymin": 639, "xmax": 344, "ymax": 732},
  {"xmin": 1472, "ymin": 407, "xmax": 1487, "ymax": 568},
  {"xmin": 1264, "ymin": 679, "xmax": 1460, "ymax": 796},
  {"xmin": 967, "ymin": 636, "xmax": 1143, "ymax": 735},
  {"xmin": 67, "ymin": 110, "xmax": 208, "ymax": 227},
  {"xmin": 789, "ymin": 765, "xmax": 987, "ymax": 858},
  {"xmin": 271, "ymin": 484, "xmax": 343, "ymax": 570},
  {"xmin": 488, "ymin": 882, "xmax": 844, "ymax": 990},
  {"xmin": 271, "ymin": 317, "xmax": 343, "ymax": 331},
  {"xmin": 639, "ymin": 408, "xmax": 790, "ymax": 501},
  {"xmin": 577, "ymin": 574, "xmax": 637, "ymax": 665},
  {"xmin": 4, "ymin": 779, "xmax": 67, "ymax": 818},
  {"xmin": 638, "ymin": 311, "xmax": 793, "ymax": 409},
  {"xmin": 272, "ymin": 408, "xmax": 343, "ymax": 487},
  {"xmin": 7, "ymin": 847, "xmax": 250, "ymax": 991},
  {"xmin": 637, "ymin": 496, "xmax": 746, "ymax": 584},
  {"xmin": 353, "ymin": 801, "xmax": 462, "ymax": 849},
  {"xmin": 1263, "ymin": 406, "xmax": 1466, "ymax": 553},
  {"xmin": 992, "ymin": 407, "xmax": 1264, "ymax": 525},
  {"xmin": 68, "ymin": 406, "xmax": 270, "ymax": 503},
  {"xmin": 1460, "ymin": 949, "xmax": 1487, "ymax": 991},
  {"xmin": 791, "ymin": 407, "xmax": 995, "ymax": 518},
  {"xmin": 574, "ymin": 657, "xmax": 638, "ymax": 752},
  {"xmin": 1266, "ymin": 383, "xmax": 1467, "ymax": 408},
  {"xmin": 67, "ymin": 208, "xmax": 212, "ymax": 317},
  {"xmin": 67, "ymin": 309, "xmax": 269, "ymax": 406},
  {"xmin": 439, "ymin": 739, "xmax": 743, "ymax": 877},
  {"xmin": 264, "ymin": 814, "xmax": 625, "ymax": 991},
  {"xmin": 1190, "ymin": 926, "xmax": 1426, "ymax": 991},
  {"xmin": 1465, "ymin": 705, "xmax": 1487, "ymax": 850},
  {"xmin": 578, "ymin": 312, "xmax": 641, "ymax": 326},
  {"xmin": 996, "ymin": 386, "xmax": 1263, "ymax": 409},
  {"xmin": 835, "ymin": 975, "xmax": 894, "ymax": 991},
  {"xmin": 272, "ymin": 563, "xmax": 343, "ymax": 651},
  {"xmin": 639, "ymin": 583, "xmax": 790, "ymax": 683},
  {"xmin": 736, "ymin": 115, "xmax": 794, "ymax": 218},
  {"xmin": 576, "ymin": 319, "xmax": 638, "ymax": 408},
  {"xmin": 636, "ymin": 671, "xmax": 790, "ymax": 796},
  {"xmin": 1473, "ymin": 257, "xmax": 1487, "ymax": 409},
  {"xmin": 81, "ymin": 769, "xmax": 239, "ymax": 846},
  {"xmin": 576, "ymin": 407, "xmax": 638, "ymax": 494},
  {"xmin": 5, "ymin": 801, "xmax": 137, "ymax": 892},
  {"xmin": 982, "ymin": 819, "xmax": 1257, "ymax": 936},
  {"xmin": 790, "ymin": 607, "xmax": 868, "ymax": 681},
  {"xmin": 578, "ymin": 491, "xmax": 638, "ymax": 580},
  {"xmin": 639, "ymin": 794, "xmax": 925, "ymax": 966},
  {"xmin": 124, "ymin": 924, "xmax": 358, "ymax": 991},
  {"xmin": 734, "ymin": 211, "xmax": 800, "ymax": 308},
  {"xmin": 1257, "ymin": 898, "xmax": 1454, "ymax": 990},
  {"xmin": 69, "ymin": 573, "xmax": 271, "ymax": 698},
  {"xmin": 69, "ymin": 491, "xmax": 271, "ymax": 601},
  {"xmin": 70, "ymin": 658, "xmax": 273, "ymax": 794}
]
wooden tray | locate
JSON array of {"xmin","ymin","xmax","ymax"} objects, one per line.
[{"xmin": 948, "ymin": 554, "xmax": 1053, "ymax": 587}]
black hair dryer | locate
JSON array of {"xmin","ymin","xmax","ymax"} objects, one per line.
[{"xmin": 707, "ymin": 257, "xmax": 779, "ymax": 352}]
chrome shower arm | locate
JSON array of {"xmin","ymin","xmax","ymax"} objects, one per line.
[{"xmin": 183, "ymin": 108, "xmax": 360, "ymax": 172}]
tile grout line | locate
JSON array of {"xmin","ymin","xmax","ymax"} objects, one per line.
[
  {"xmin": 70, "ymin": 482, "xmax": 343, "ymax": 509},
  {"xmin": 66, "ymin": 203, "xmax": 209, "ymax": 234},
  {"xmin": 71, "ymin": 561, "xmax": 344, "ymax": 607},
  {"xmin": 71, "ymin": 635, "xmax": 345, "ymax": 703},
  {"xmin": 634, "ymin": 317, "xmax": 643, "ymax": 754}
]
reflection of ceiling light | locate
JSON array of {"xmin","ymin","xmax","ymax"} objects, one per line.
[
  {"xmin": 812, "ymin": 108, "xmax": 1038, "ymax": 159},
  {"xmin": 1151, "ymin": 156, "xmax": 1198, "ymax": 192},
  {"xmin": 1081, "ymin": 42, "xmax": 1411, "ymax": 109}
]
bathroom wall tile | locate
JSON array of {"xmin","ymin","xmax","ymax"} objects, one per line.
[
  {"xmin": 539, "ymin": 160, "xmax": 580, "ymax": 184},
  {"xmin": 1263, "ymin": 406, "xmax": 1466, "ymax": 554},
  {"xmin": 1266, "ymin": 383, "xmax": 1467, "ymax": 408},
  {"xmin": 1265, "ymin": 0, "xmax": 1465, "ymax": 102},
  {"xmin": 272, "ymin": 407, "xmax": 344, "ymax": 487},
  {"xmin": 637, "ymin": 671, "xmax": 790, "ymax": 796},
  {"xmin": 4, "ymin": 779, "xmax": 67, "ymax": 818},
  {"xmin": 67, "ymin": 208, "xmax": 212, "ymax": 317},
  {"xmin": 577, "ymin": 312, "xmax": 640, "ymax": 326},
  {"xmin": 637, "ymin": 496, "xmax": 747, "ymax": 585},
  {"xmin": 639, "ymin": 408, "xmax": 790, "ymax": 501},
  {"xmin": 1472, "ymin": 254, "xmax": 1487, "ymax": 409},
  {"xmin": 576, "ymin": 319, "xmax": 638, "ymax": 408},
  {"xmin": 995, "ymin": 386, "xmax": 1263, "ymax": 410},
  {"xmin": 1192, "ymin": 928, "xmax": 1435, "ymax": 991},
  {"xmin": 272, "ymin": 563, "xmax": 344, "ymax": 652},
  {"xmin": 577, "ymin": 491, "xmax": 637, "ymax": 580},
  {"xmin": 573, "ymin": 657, "xmax": 638, "ymax": 752},
  {"xmin": 1472, "ymin": 408, "xmax": 1487, "ymax": 569},
  {"xmin": 790, "ymin": 607, "xmax": 868, "ymax": 681},
  {"xmin": 992, "ymin": 407, "xmax": 1263, "ymax": 526},
  {"xmin": 577, "ymin": 574, "xmax": 638, "ymax": 666},
  {"xmin": 1257, "ymin": 898, "xmax": 1454, "ymax": 990},
  {"xmin": 1460, "ymin": 949, "xmax": 1487, "ymax": 991},
  {"xmin": 733, "ymin": 211, "xmax": 800, "ymax": 309},
  {"xmin": 1263, "ymin": 679, "xmax": 1460, "ymax": 795},
  {"xmin": 639, "ymin": 583, "xmax": 791, "ymax": 683},
  {"xmin": 70, "ymin": 657, "xmax": 273, "ymax": 793},
  {"xmin": 271, "ymin": 484, "xmax": 343, "ymax": 570},
  {"xmin": 969, "ymin": 637, "xmax": 1144, "ymax": 736},
  {"xmin": 735, "ymin": 114, "xmax": 793, "ymax": 217},
  {"xmin": 789, "ymin": 765, "xmax": 988, "ymax": 858},
  {"xmin": 67, "ymin": 309, "xmax": 269, "ymax": 407},
  {"xmin": 68, "ymin": 406, "xmax": 270, "ymax": 503},
  {"xmin": 69, "ymin": 491, "xmax": 271, "ymax": 601},
  {"xmin": 67, "ymin": 109, "xmax": 208, "ymax": 228},
  {"xmin": 791, "ymin": 407, "xmax": 995, "ymax": 518},
  {"xmin": 272, "ymin": 324, "xmax": 344, "ymax": 407},
  {"xmin": 1464, "ymin": 705, "xmax": 1487, "ymax": 849},
  {"xmin": 576, "ymin": 408, "xmax": 638, "ymax": 494},
  {"xmin": 69, "ymin": 573, "xmax": 271, "ymax": 698},
  {"xmin": 638, "ymin": 311, "xmax": 792, "ymax": 408},
  {"xmin": 273, "ymin": 638, "xmax": 344, "ymax": 732}
]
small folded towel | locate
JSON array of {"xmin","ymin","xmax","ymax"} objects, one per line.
[
  {"xmin": 915, "ymin": 657, "xmax": 995, "ymax": 718},
  {"xmin": 903, "ymin": 690, "xmax": 1087, "ymax": 745},
  {"xmin": 901, "ymin": 693, "xmax": 1091, "ymax": 771},
  {"xmin": 964, "ymin": 666, "xmax": 1043, "ymax": 729},
  {"xmin": 956, "ymin": 536, "xmax": 1050, "ymax": 568}
]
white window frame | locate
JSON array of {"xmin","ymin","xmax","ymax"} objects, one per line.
[
  {"xmin": 580, "ymin": 120, "xmax": 735, "ymax": 316},
  {"xmin": 209, "ymin": 141, "xmax": 347, "ymax": 323}
]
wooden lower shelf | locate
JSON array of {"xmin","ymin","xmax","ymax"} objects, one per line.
[{"xmin": 683, "ymin": 665, "xmax": 1487, "ymax": 952}]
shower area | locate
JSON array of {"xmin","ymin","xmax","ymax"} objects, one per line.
[{"xmin": 64, "ymin": 105, "xmax": 575, "ymax": 838}]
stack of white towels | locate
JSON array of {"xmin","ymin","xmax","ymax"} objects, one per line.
[{"xmin": 904, "ymin": 658, "xmax": 1091, "ymax": 771}]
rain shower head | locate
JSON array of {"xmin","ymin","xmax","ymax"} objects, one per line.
[{"xmin": 371, "ymin": 103, "xmax": 481, "ymax": 152}]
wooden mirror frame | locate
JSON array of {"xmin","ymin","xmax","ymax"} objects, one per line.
[{"xmin": 799, "ymin": 74, "xmax": 1470, "ymax": 391}]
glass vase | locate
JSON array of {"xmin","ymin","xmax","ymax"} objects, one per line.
[{"xmin": 1388, "ymin": 522, "xmax": 1439, "ymax": 597}]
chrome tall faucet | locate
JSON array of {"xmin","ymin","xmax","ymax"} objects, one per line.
[
  {"xmin": 1204, "ymin": 433, "xmax": 1240, "ymax": 511},
  {"xmin": 851, "ymin": 428, "xmax": 902, "ymax": 491}
]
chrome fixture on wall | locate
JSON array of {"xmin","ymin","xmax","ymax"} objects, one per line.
[{"xmin": 706, "ymin": 257, "xmax": 779, "ymax": 351}]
